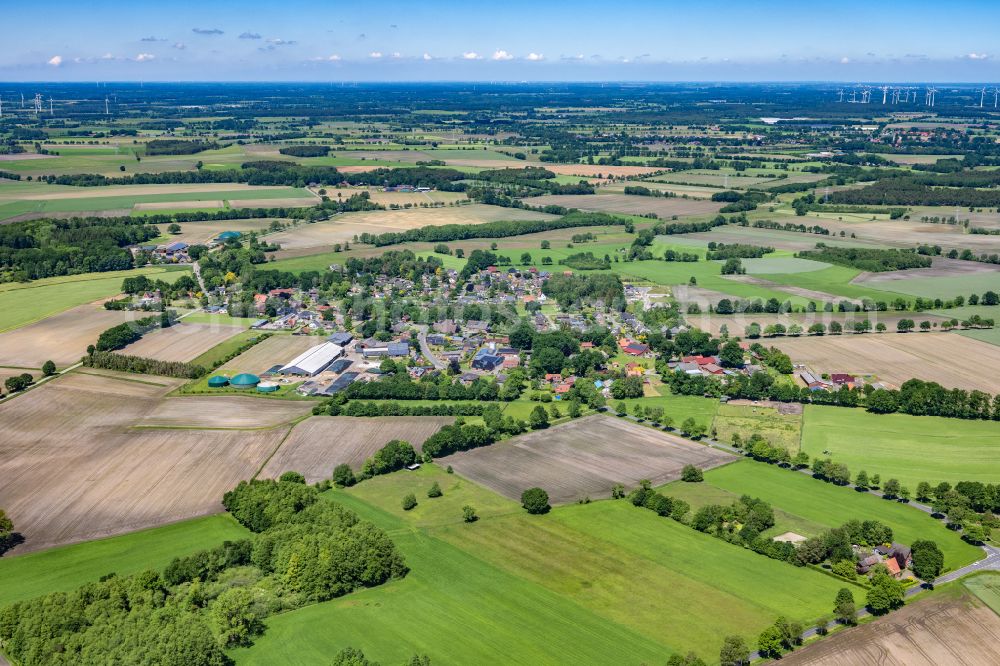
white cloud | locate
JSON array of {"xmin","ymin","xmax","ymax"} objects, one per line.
[
  {"xmin": 967, "ymin": 52, "xmax": 989, "ymax": 60},
  {"xmin": 391, "ymin": 51, "xmax": 401, "ymax": 59},
  {"xmin": 101, "ymin": 52, "xmax": 115, "ymax": 60},
  {"xmin": 135, "ymin": 53, "xmax": 156, "ymax": 62},
  {"xmin": 422, "ymin": 52, "xmax": 434, "ymax": 61},
  {"xmin": 173, "ymin": 42, "xmax": 186, "ymax": 50},
  {"xmin": 462, "ymin": 51, "xmax": 481, "ymax": 60},
  {"xmin": 327, "ymin": 54, "xmax": 341, "ymax": 61},
  {"xmin": 267, "ymin": 38, "xmax": 296, "ymax": 46},
  {"xmin": 369, "ymin": 51, "xmax": 383, "ymax": 59},
  {"xmin": 492, "ymin": 49, "xmax": 514, "ymax": 61},
  {"xmin": 47, "ymin": 55, "xmax": 63, "ymax": 67},
  {"xmin": 239, "ymin": 32, "xmax": 262, "ymax": 40},
  {"xmin": 525, "ymin": 52, "xmax": 544, "ymax": 61},
  {"xmin": 840, "ymin": 56, "xmax": 850, "ymax": 64},
  {"xmin": 562, "ymin": 53, "xmax": 584, "ymax": 61}
]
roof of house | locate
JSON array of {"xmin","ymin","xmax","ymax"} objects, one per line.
[{"xmin": 885, "ymin": 557, "xmax": 901, "ymax": 575}]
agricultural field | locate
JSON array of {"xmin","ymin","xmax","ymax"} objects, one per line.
[
  {"xmin": 769, "ymin": 332, "xmax": 1000, "ymax": 393},
  {"xmin": 236, "ymin": 471, "xmax": 854, "ymax": 665},
  {"xmin": 267, "ymin": 203, "xmax": 557, "ymax": 258},
  {"xmin": 0, "ymin": 266, "xmax": 190, "ymax": 333},
  {"xmin": 964, "ymin": 573, "xmax": 1000, "ymax": 616},
  {"xmin": 0, "ymin": 514, "xmax": 249, "ymax": 607},
  {"xmin": 0, "ymin": 182, "xmax": 315, "ymax": 220},
  {"xmin": 616, "ymin": 394, "xmax": 720, "ymax": 428},
  {"xmin": 259, "ymin": 416, "xmax": 454, "ymax": 483},
  {"xmin": 801, "ymin": 405, "xmax": 1000, "ymax": 488},
  {"xmin": 698, "ymin": 460, "xmax": 981, "ymax": 570},
  {"xmin": 0, "ymin": 370, "xmax": 292, "ymax": 552},
  {"xmin": 777, "ymin": 586, "xmax": 1000, "ymax": 665},
  {"xmin": 523, "ymin": 192, "xmax": 724, "ymax": 218},
  {"xmin": 135, "ymin": 394, "xmax": 311, "ymax": 429},
  {"xmin": 0, "ymin": 303, "xmax": 134, "ymax": 368},
  {"xmin": 712, "ymin": 402, "xmax": 803, "ymax": 452},
  {"xmin": 119, "ymin": 322, "xmax": 245, "ymax": 362},
  {"xmin": 440, "ymin": 414, "xmax": 735, "ymax": 504}
]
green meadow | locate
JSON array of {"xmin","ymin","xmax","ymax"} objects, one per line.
[
  {"xmin": 801, "ymin": 405, "xmax": 1000, "ymax": 488},
  {"xmin": 235, "ymin": 465, "xmax": 852, "ymax": 664},
  {"xmin": 695, "ymin": 459, "xmax": 981, "ymax": 570},
  {"xmin": 0, "ymin": 515, "xmax": 248, "ymax": 607},
  {"xmin": 0, "ymin": 266, "xmax": 190, "ymax": 332}
]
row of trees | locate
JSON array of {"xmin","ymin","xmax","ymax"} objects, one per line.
[{"xmin": 83, "ymin": 351, "xmax": 205, "ymax": 379}]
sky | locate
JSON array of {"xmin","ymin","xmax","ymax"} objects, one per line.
[{"xmin": 3, "ymin": 0, "xmax": 1000, "ymax": 82}]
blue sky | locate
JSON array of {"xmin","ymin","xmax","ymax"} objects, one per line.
[{"xmin": 3, "ymin": 0, "xmax": 999, "ymax": 82}]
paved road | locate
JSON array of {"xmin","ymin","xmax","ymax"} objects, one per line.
[{"xmin": 414, "ymin": 324, "xmax": 447, "ymax": 370}]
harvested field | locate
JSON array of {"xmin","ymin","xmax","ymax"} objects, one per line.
[
  {"xmin": 0, "ymin": 370, "xmax": 289, "ymax": 552},
  {"xmin": 770, "ymin": 332, "xmax": 1000, "ymax": 393},
  {"xmin": 214, "ymin": 334, "xmax": 320, "ymax": 375},
  {"xmin": 0, "ymin": 153, "xmax": 56, "ymax": 162},
  {"xmin": 523, "ymin": 193, "xmax": 723, "ymax": 218},
  {"xmin": 0, "ymin": 303, "xmax": 134, "ymax": 368},
  {"xmin": 853, "ymin": 256, "xmax": 1000, "ymax": 285},
  {"xmin": 267, "ymin": 204, "xmax": 556, "ymax": 255},
  {"xmin": 259, "ymin": 416, "xmax": 454, "ymax": 483},
  {"xmin": 119, "ymin": 323, "xmax": 244, "ymax": 362},
  {"xmin": 440, "ymin": 414, "xmax": 735, "ymax": 504},
  {"xmin": 778, "ymin": 588, "xmax": 1000, "ymax": 666},
  {"xmin": 137, "ymin": 395, "xmax": 312, "ymax": 429},
  {"xmin": 9, "ymin": 183, "xmax": 302, "ymax": 200}
]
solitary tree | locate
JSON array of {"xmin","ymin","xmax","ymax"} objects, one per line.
[
  {"xmin": 332, "ymin": 464, "xmax": 356, "ymax": 487},
  {"xmin": 167, "ymin": 223, "xmax": 182, "ymax": 234},
  {"xmin": 402, "ymin": 493, "xmax": 418, "ymax": 511},
  {"xmin": 834, "ymin": 587, "xmax": 856, "ymax": 625},
  {"xmin": 756, "ymin": 625, "xmax": 784, "ymax": 659},
  {"xmin": 910, "ymin": 540, "xmax": 944, "ymax": 580},
  {"xmin": 521, "ymin": 487, "xmax": 550, "ymax": 515},
  {"xmin": 719, "ymin": 635, "xmax": 749, "ymax": 666},
  {"xmin": 41, "ymin": 360, "xmax": 56, "ymax": 376},
  {"xmin": 681, "ymin": 465, "xmax": 704, "ymax": 482},
  {"xmin": 462, "ymin": 505, "xmax": 478, "ymax": 523},
  {"xmin": 529, "ymin": 405, "xmax": 550, "ymax": 429},
  {"xmin": 427, "ymin": 482, "xmax": 443, "ymax": 498}
]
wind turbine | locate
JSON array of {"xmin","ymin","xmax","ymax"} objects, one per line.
[
  {"xmin": 837, "ymin": 89, "xmax": 844, "ymax": 103},
  {"xmin": 881, "ymin": 86, "xmax": 889, "ymax": 104},
  {"xmin": 980, "ymin": 86, "xmax": 987, "ymax": 108},
  {"xmin": 105, "ymin": 96, "xmax": 110, "ymax": 115},
  {"xmin": 994, "ymin": 87, "xmax": 1000, "ymax": 108}
]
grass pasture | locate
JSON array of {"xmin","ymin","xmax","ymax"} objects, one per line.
[
  {"xmin": 712, "ymin": 402, "xmax": 803, "ymax": 452},
  {"xmin": 441, "ymin": 414, "xmax": 736, "ymax": 504},
  {"xmin": 700, "ymin": 460, "xmax": 981, "ymax": 570},
  {"xmin": 801, "ymin": 404, "xmax": 1000, "ymax": 489},
  {"xmin": 0, "ymin": 514, "xmax": 249, "ymax": 607},
  {"xmin": 0, "ymin": 266, "xmax": 190, "ymax": 333},
  {"xmin": 523, "ymin": 192, "xmax": 723, "ymax": 218},
  {"xmin": 236, "ymin": 474, "xmax": 853, "ymax": 664}
]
